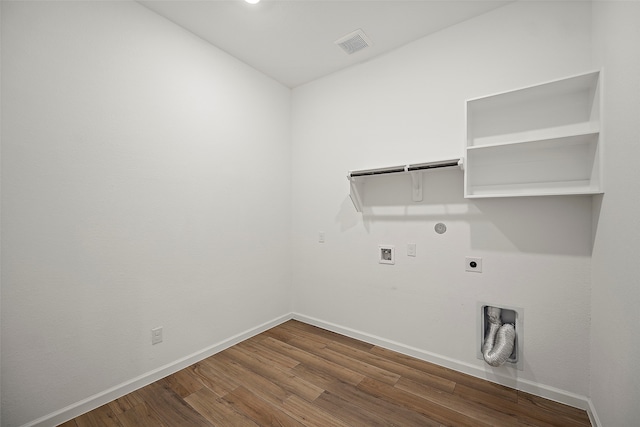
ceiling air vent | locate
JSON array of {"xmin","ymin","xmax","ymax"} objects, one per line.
[{"xmin": 334, "ymin": 29, "xmax": 372, "ymax": 55}]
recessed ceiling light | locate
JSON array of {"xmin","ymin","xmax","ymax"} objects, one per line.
[{"xmin": 244, "ymin": 0, "xmax": 260, "ymax": 4}]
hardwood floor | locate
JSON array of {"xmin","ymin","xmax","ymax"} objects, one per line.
[{"xmin": 59, "ymin": 320, "xmax": 591, "ymax": 427}]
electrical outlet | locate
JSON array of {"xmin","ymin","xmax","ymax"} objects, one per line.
[
  {"xmin": 151, "ymin": 327, "xmax": 163, "ymax": 345},
  {"xmin": 319, "ymin": 231, "xmax": 325, "ymax": 243},
  {"xmin": 465, "ymin": 257, "xmax": 483, "ymax": 273}
]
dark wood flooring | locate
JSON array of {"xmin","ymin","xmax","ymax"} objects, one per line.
[{"xmin": 59, "ymin": 320, "xmax": 591, "ymax": 426}]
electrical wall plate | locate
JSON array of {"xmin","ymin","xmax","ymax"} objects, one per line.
[
  {"xmin": 465, "ymin": 257, "xmax": 482, "ymax": 272},
  {"xmin": 407, "ymin": 243, "xmax": 416, "ymax": 257},
  {"xmin": 378, "ymin": 245, "xmax": 395, "ymax": 265},
  {"xmin": 151, "ymin": 327, "xmax": 163, "ymax": 345}
]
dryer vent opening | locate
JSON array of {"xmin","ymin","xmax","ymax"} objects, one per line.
[{"xmin": 477, "ymin": 303, "xmax": 523, "ymax": 369}]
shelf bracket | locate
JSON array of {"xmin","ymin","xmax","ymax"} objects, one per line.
[
  {"xmin": 410, "ymin": 171, "xmax": 423, "ymax": 202},
  {"xmin": 348, "ymin": 178, "xmax": 364, "ymax": 213}
]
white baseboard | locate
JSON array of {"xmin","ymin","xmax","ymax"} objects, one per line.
[
  {"xmin": 587, "ymin": 398, "xmax": 602, "ymax": 427},
  {"xmin": 292, "ymin": 313, "xmax": 594, "ymax": 417},
  {"xmin": 21, "ymin": 313, "xmax": 293, "ymax": 427}
]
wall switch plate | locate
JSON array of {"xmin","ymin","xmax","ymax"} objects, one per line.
[
  {"xmin": 151, "ymin": 327, "xmax": 163, "ymax": 345},
  {"xmin": 407, "ymin": 243, "xmax": 416, "ymax": 257},
  {"xmin": 465, "ymin": 257, "xmax": 483, "ymax": 273},
  {"xmin": 318, "ymin": 231, "xmax": 325, "ymax": 243}
]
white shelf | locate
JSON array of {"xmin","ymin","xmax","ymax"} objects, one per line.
[
  {"xmin": 464, "ymin": 70, "xmax": 603, "ymax": 198},
  {"xmin": 347, "ymin": 159, "xmax": 462, "ymax": 212},
  {"xmin": 466, "ymin": 181, "xmax": 600, "ymax": 198},
  {"xmin": 468, "ymin": 121, "xmax": 600, "ymax": 149}
]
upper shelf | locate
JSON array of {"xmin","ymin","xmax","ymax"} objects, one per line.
[
  {"xmin": 466, "ymin": 71, "xmax": 600, "ymax": 146},
  {"xmin": 464, "ymin": 70, "xmax": 603, "ymax": 198},
  {"xmin": 348, "ymin": 158, "xmax": 463, "ymax": 212}
]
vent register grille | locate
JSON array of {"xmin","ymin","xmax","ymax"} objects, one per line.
[{"xmin": 334, "ymin": 29, "xmax": 372, "ymax": 55}]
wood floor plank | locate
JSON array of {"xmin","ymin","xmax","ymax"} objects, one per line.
[
  {"xmin": 74, "ymin": 404, "xmax": 123, "ymax": 427},
  {"xmin": 260, "ymin": 336, "xmax": 366, "ymax": 386},
  {"xmin": 163, "ymin": 367, "xmax": 205, "ymax": 398},
  {"xmin": 453, "ymin": 382, "xmax": 524, "ymax": 418},
  {"xmin": 261, "ymin": 325, "xmax": 298, "ymax": 343},
  {"xmin": 452, "ymin": 383, "xmax": 569, "ymax": 427},
  {"xmin": 358, "ymin": 376, "xmax": 495, "ymax": 427},
  {"xmin": 516, "ymin": 391, "xmax": 592, "ymax": 427},
  {"xmin": 287, "ymin": 336, "xmax": 328, "ymax": 352},
  {"xmin": 276, "ymin": 322, "xmax": 332, "ymax": 348},
  {"xmin": 132, "ymin": 381, "xmax": 213, "ymax": 427},
  {"xmin": 236, "ymin": 338, "xmax": 301, "ymax": 370},
  {"xmin": 281, "ymin": 394, "xmax": 353, "ymax": 427},
  {"xmin": 516, "ymin": 414, "xmax": 577, "ymax": 427},
  {"xmin": 518, "ymin": 391, "xmax": 591, "ymax": 422},
  {"xmin": 325, "ymin": 378, "xmax": 443, "ymax": 427},
  {"xmin": 114, "ymin": 402, "xmax": 167, "ymax": 427},
  {"xmin": 395, "ymin": 376, "xmax": 519, "ymax": 426},
  {"xmin": 370, "ymin": 345, "xmax": 519, "ymax": 402},
  {"xmin": 316, "ymin": 345, "xmax": 401, "ymax": 385},
  {"xmin": 61, "ymin": 320, "xmax": 590, "ymax": 427},
  {"xmin": 190, "ymin": 360, "xmax": 242, "ymax": 397},
  {"xmin": 517, "ymin": 417, "xmax": 569, "ymax": 427},
  {"xmin": 285, "ymin": 331, "xmax": 400, "ymax": 385},
  {"xmin": 327, "ymin": 339, "xmax": 456, "ymax": 392},
  {"xmin": 222, "ymin": 386, "xmax": 306, "ymax": 427},
  {"xmin": 290, "ymin": 362, "xmax": 345, "ymax": 390},
  {"xmin": 286, "ymin": 320, "xmax": 376, "ymax": 352},
  {"xmin": 224, "ymin": 345, "xmax": 325, "ymax": 401},
  {"xmin": 208, "ymin": 351, "xmax": 292, "ymax": 405},
  {"xmin": 107, "ymin": 394, "xmax": 143, "ymax": 416},
  {"xmin": 313, "ymin": 390, "xmax": 393, "ymax": 426},
  {"xmin": 184, "ymin": 386, "xmax": 259, "ymax": 427}
]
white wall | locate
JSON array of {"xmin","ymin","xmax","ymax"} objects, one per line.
[
  {"xmin": 1, "ymin": 2, "xmax": 291, "ymax": 426},
  {"xmin": 292, "ymin": 0, "xmax": 594, "ymax": 401},
  {"xmin": 0, "ymin": 1, "xmax": 3, "ymax": 416},
  {"xmin": 590, "ymin": 1, "xmax": 640, "ymax": 425}
]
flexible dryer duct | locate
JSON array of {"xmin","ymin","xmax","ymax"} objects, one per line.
[{"xmin": 482, "ymin": 306, "xmax": 516, "ymax": 367}]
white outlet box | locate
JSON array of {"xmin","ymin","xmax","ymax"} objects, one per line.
[
  {"xmin": 379, "ymin": 245, "xmax": 395, "ymax": 265},
  {"xmin": 151, "ymin": 327, "xmax": 163, "ymax": 345},
  {"xmin": 465, "ymin": 257, "xmax": 483, "ymax": 273}
]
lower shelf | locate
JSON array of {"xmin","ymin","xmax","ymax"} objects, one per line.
[
  {"xmin": 464, "ymin": 133, "xmax": 601, "ymax": 198},
  {"xmin": 466, "ymin": 180, "xmax": 602, "ymax": 198}
]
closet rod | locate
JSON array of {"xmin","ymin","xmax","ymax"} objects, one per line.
[{"xmin": 348, "ymin": 158, "xmax": 462, "ymax": 178}]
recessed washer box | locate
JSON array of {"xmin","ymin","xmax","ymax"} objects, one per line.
[
  {"xmin": 477, "ymin": 302, "xmax": 524, "ymax": 370},
  {"xmin": 378, "ymin": 245, "xmax": 395, "ymax": 265}
]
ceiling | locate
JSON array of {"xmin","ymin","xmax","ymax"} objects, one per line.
[{"xmin": 139, "ymin": 0, "xmax": 512, "ymax": 88}]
